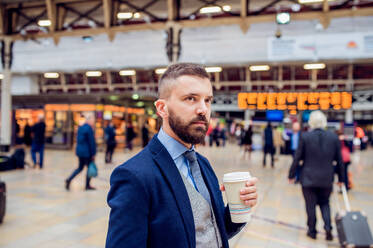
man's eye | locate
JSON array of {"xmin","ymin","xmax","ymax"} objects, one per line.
[
  {"xmin": 186, "ymin": 97, "xmax": 195, "ymax": 101},
  {"xmin": 205, "ymin": 98, "xmax": 212, "ymax": 104}
]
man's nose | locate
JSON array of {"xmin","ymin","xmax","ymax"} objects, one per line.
[{"xmin": 196, "ymin": 100, "xmax": 208, "ymax": 115}]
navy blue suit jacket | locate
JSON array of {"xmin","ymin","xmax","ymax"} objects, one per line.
[
  {"xmin": 75, "ymin": 123, "xmax": 96, "ymax": 158},
  {"xmin": 106, "ymin": 135, "xmax": 244, "ymax": 248}
]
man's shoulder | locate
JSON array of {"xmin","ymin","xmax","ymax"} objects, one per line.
[
  {"xmin": 81, "ymin": 124, "xmax": 93, "ymax": 132},
  {"xmin": 112, "ymin": 147, "xmax": 156, "ymax": 178},
  {"xmin": 324, "ymin": 130, "xmax": 339, "ymax": 140}
]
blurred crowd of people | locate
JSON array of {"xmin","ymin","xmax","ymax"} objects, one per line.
[{"xmin": 7, "ymin": 114, "xmax": 153, "ymax": 191}]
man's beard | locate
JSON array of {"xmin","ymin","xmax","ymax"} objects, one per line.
[{"xmin": 168, "ymin": 109, "xmax": 208, "ymax": 145}]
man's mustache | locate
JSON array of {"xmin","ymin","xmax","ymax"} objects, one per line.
[{"xmin": 189, "ymin": 116, "xmax": 208, "ymax": 125}]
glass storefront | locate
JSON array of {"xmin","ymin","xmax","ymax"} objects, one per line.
[{"xmin": 13, "ymin": 104, "xmax": 153, "ymax": 149}]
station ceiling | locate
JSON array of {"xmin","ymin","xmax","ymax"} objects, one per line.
[{"xmin": 1, "ymin": 0, "xmax": 373, "ymax": 42}]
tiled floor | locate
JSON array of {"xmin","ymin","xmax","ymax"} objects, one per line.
[{"xmin": 0, "ymin": 144, "xmax": 372, "ymax": 248}]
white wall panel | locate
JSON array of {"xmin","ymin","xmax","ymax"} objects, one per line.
[
  {"xmin": 11, "ymin": 30, "xmax": 169, "ymax": 73},
  {"xmin": 11, "ymin": 75, "xmax": 39, "ymax": 95},
  {"xmin": 6, "ymin": 16, "xmax": 373, "ymax": 73}
]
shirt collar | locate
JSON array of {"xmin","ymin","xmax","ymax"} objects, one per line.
[{"xmin": 157, "ymin": 127, "xmax": 194, "ymax": 160}]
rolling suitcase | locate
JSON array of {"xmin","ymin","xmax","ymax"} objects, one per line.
[
  {"xmin": 335, "ymin": 184, "xmax": 373, "ymax": 248},
  {"xmin": 0, "ymin": 180, "xmax": 5, "ymax": 223}
]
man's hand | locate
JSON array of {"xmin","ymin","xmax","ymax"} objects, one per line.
[
  {"xmin": 220, "ymin": 177, "xmax": 258, "ymax": 208},
  {"xmin": 288, "ymin": 178, "xmax": 296, "ymax": 184}
]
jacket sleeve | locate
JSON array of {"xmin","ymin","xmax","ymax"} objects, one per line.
[
  {"xmin": 288, "ymin": 133, "xmax": 305, "ymax": 179},
  {"xmin": 198, "ymin": 154, "xmax": 246, "ymax": 239},
  {"xmin": 88, "ymin": 127, "xmax": 97, "ymax": 157},
  {"xmin": 224, "ymin": 205, "xmax": 246, "ymax": 239},
  {"xmin": 334, "ymin": 136, "xmax": 345, "ymax": 183},
  {"xmin": 106, "ymin": 166, "xmax": 149, "ymax": 248}
]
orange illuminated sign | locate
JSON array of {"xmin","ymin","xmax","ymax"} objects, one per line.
[
  {"xmin": 42, "ymin": 104, "xmax": 144, "ymax": 114},
  {"xmin": 70, "ymin": 104, "xmax": 96, "ymax": 111},
  {"xmin": 238, "ymin": 92, "xmax": 352, "ymax": 110},
  {"xmin": 127, "ymin": 107, "xmax": 145, "ymax": 114},
  {"xmin": 44, "ymin": 104, "xmax": 69, "ymax": 111}
]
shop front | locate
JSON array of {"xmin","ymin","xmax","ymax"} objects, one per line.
[{"xmin": 14, "ymin": 104, "xmax": 155, "ymax": 149}]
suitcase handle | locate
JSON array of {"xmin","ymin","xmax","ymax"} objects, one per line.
[
  {"xmin": 341, "ymin": 183, "xmax": 351, "ymax": 212},
  {"xmin": 335, "ymin": 183, "xmax": 351, "ymax": 212}
]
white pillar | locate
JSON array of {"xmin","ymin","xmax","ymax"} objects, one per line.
[
  {"xmin": 244, "ymin": 109, "xmax": 251, "ymax": 122},
  {"xmin": 1, "ymin": 39, "xmax": 12, "ymax": 151},
  {"xmin": 345, "ymin": 64, "xmax": 354, "ymax": 124},
  {"xmin": 345, "ymin": 109, "xmax": 353, "ymax": 124},
  {"xmin": 244, "ymin": 67, "xmax": 252, "ymax": 122}
]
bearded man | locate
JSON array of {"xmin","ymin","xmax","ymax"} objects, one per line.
[{"xmin": 106, "ymin": 63, "xmax": 258, "ymax": 248}]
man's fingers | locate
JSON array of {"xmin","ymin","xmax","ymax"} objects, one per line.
[
  {"xmin": 220, "ymin": 184, "xmax": 225, "ymax": 191},
  {"xmin": 240, "ymin": 186, "xmax": 256, "ymax": 195},
  {"xmin": 240, "ymin": 192, "xmax": 257, "ymax": 201},
  {"xmin": 244, "ymin": 199, "xmax": 257, "ymax": 207},
  {"xmin": 245, "ymin": 177, "xmax": 258, "ymax": 187}
]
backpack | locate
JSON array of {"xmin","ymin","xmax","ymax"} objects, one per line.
[{"xmin": 341, "ymin": 146, "xmax": 351, "ymax": 163}]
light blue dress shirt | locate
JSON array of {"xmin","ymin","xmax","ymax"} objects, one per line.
[{"xmin": 157, "ymin": 128, "xmax": 197, "ymax": 189}]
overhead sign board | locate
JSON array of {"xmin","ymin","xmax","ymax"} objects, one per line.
[
  {"xmin": 238, "ymin": 92, "xmax": 352, "ymax": 111},
  {"xmin": 268, "ymin": 32, "xmax": 373, "ymax": 61}
]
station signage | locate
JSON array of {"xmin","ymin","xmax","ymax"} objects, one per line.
[
  {"xmin": 238, "ymin": 92, "xmax": 352, "ymax": 111},
  {"xmin": 44, "ymin": 104, "xmax": 145, "ymax": 114}
]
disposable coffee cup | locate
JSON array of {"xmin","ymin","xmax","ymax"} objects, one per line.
[{"xmin": 223, "ymin": 171, "xmax": 252, "ymax": 223}]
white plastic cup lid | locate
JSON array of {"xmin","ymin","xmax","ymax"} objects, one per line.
[{"xmin": 223, "ymin": 171, "xmax": 251, "ymax": 183}]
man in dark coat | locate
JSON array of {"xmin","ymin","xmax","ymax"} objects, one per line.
[
  {"xmin": 288, "ymin": 110, "xmax": 344, "ymax": 241},
  {"xmin": 141, "ymin": 123, "xmax": 150, "ymax": 148},
  {"xmin": 105, "ymin": 122, "xmax": 116, "ymax": 163},
  {"xmin": 23, "ymin": 122, "xmax": 32, "ymax": 146},
  {"xmin": 106, "ymin": 63, "xmax": 259, "ymax": 248},
  {"xmin": 31, "ymin": 115, "xmax": 46, "ymax": 169},
  {"xmin": 65, "ymin": 115, "xmax": 97, "ymax": 190},
  {"xmin": 125, "ymin": 122, "xmax": 136, "ymax": 151},
  {"xmin": 263, "ymin": 122, "xmax": 275, "ymax": 167}
]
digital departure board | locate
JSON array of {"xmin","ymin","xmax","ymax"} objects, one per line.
[{"xmin": 238, "ymin": 92, "xmax": 352, "ymax": 110}]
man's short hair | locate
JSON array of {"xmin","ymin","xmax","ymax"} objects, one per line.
[
  {"xmin": 158, "ymin": 63, "xmax": 210, "ymax": 98},
  {"xmin": 308, "ymin": 110, "xmax": 327, "ymax": 129}
]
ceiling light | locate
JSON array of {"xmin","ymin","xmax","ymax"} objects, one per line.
[
  {"xmin": 291, "ymin": 4, "xmax": 301, "ymax": 12},
  {"xmin": 298, "ymin": 0, "xmax": 335, "ymax": 3},
  {"xmin": 276, "ymin": 12, "xmax": 290, "ymax": 25},
  {"xmin": 205, "ymin": 67, "xmax": 222, "ymax": 73},
  {"xmin": 303, "ymin": 63, "xmax": 326, "ymax": 70},
  {"xmin": 109, "ymin": 95, "xmax": 119, "ymax": 101},
  {"xmin": 117, "ymin": 12, "xmax": 133, "ymax": 19},
  {"xmin": 132, "ymin": 93, "xmax": 139, "ymax": 100},
  {"xmin": 44, "ymin": 72, "xmax": 59, "ymax": 79},
  {"xmin": 38, "ymin": 20, "xmax": 51, "ymax": 27},
  {"xmin": 136, "ymin": 101, "xmax": 145, "ymax": 107},
  {"xmin": 155, "ymin": 68, "xmax": 167, "ymax": 74},
  {"xmin": 199, "ymin": 6, "xmax": 222, "ymax": 14},
  {"xmin": 249, "ymin": 65, "xmax": 270, "ymax": 71},
  {"xmin": 133, "ymin": 12, "xmax": 141, "ymax": 19},
  {"xmin": 86, "ymin": 71, "xmax": 102, "ymax": 77},
  {"xmin": 119, "ymin": 70, "xmax": 136, "ymax": 76},
  {"xmin": 222, "ymin": 5, "xmax": 231, "ymax": 11}
]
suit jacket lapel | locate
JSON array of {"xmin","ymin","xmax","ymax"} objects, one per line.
[
  {"xmin": 149, "ymin": 137, "xmax": 195, "ymax": 248},
  {"xmin": 196, "ymin": 156, "xmax": 218, "ymax": 208},
  {"xmin": 197, "ymin": 155, "xmax": 228, "ymax": 245}
]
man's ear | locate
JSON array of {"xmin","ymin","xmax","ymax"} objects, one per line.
[{"xmin": 155, "ymin": 99, "xmax": 168, "ymax": 119}]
